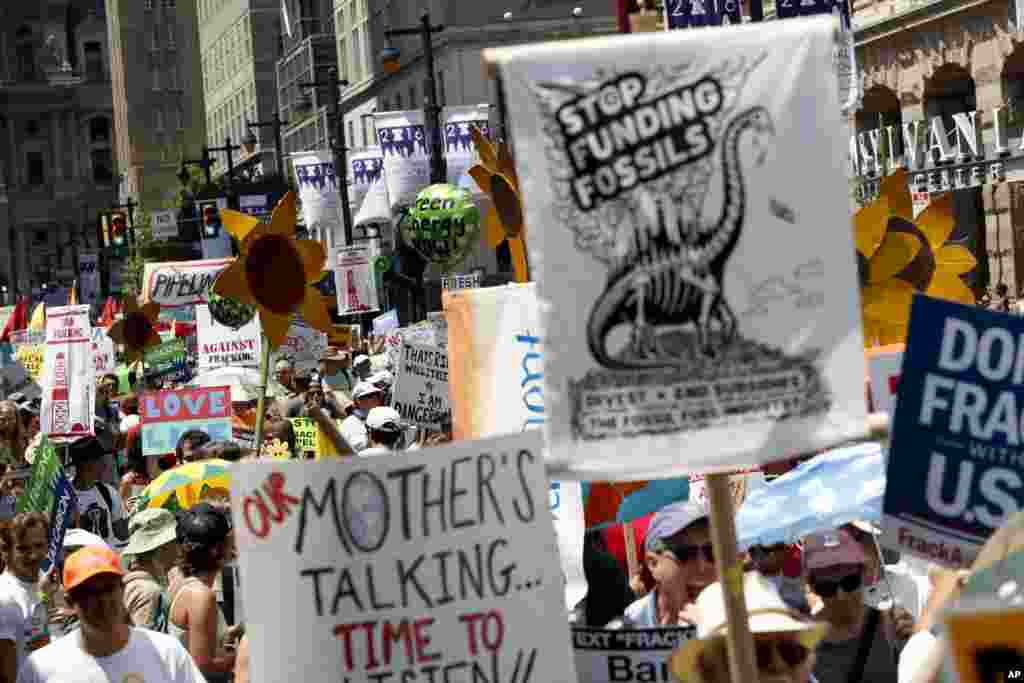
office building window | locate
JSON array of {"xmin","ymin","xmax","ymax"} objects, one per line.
[
  {"xmin": 145, "ymin": 0, "xmax": 154, "ymax": 9},
  {"xmin": 409, "ymin": 83, "xmax": 417, "ymax": 108},
  {"xmin": 163, "ymin": 0, "xmax": 176, "ymax": 7},
  {"xmin": 84, "ymin": 43, "xmax": 104, "ymax": 81},
  {"xmin": 437, "ymin": 73, "xmax": 446, "ymax": 106},
  {"xmin": 154, "ymin": 108, "xmax": 165, "ymax": 131},
  {"xmin": 91, "ymin": 149, "xmax": 114, "ymax": 183},
  {"xmin": 395, "ymin": 92, "xmax": 402, "ymax": 109},
  {"xmin": 16, "ymin": 27, "xmax": 35, "ymax": 81},
  {"xmin": 26, "ymin": 153, "xmax": 44, "ymax": 186},
  {"xmin": 90, "ymin": 117, "xmax": 110, "ymax": 144}
]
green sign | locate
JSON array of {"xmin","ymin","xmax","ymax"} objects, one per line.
[
  {"xmin": 401, "ymin": 184, "xmax": 482, "ymax": 269},
  {"xmin": 145, "ymin": 339, "xmax": 187, "ymax": 380},
  {"xmin": 16, "ymin": 437, "xmax": 61, "ymax": 515}
]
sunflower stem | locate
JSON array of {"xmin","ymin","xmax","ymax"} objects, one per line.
[{"xmin": 253, "ymin": 332, "xmax": 273, "ymax": 458}]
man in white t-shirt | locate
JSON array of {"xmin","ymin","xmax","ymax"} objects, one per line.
[
  {"xmin": 17, "ymin": 545, "xmax": 206, "ymax": 683},
  {"xmin": 339, "ymin": 382, "xmax": 385, "ymax": 453},
  {"xmin": 69, "ymin": 438, "xmax": 128, "ymax": 550}
]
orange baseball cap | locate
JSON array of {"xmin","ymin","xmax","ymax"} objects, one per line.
[{"xmin": 63, "ymin": 545, "xmax": 125, "ymax": 592}]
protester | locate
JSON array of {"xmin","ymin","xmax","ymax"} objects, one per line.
[
  {"xmin": 69, "ymin": 437, "xmax": 128, "ymax": 549},
  {"xmin": 51, "ymin": 530, "xmax": 110, "ymax": 639},
  {"xmin": 671, "ymin": 572, "xmax": 826, "ymax": 683},
  {"xmin": 0, "ymin": 468, "xmax": 30, "ymax": 521},
  {"xmin": 122, "ymin": 509, "xmax": 180, "ymax": 633},
  {"xmin": 0, "ymin": 513, "xmax": 57, "ymax": 681},
  {"xmin": 233, "ymin": 634, "xmax": 249, "ymax": 683},
  {"xmin": 339, "ymin": 382, "xmax": 385, "ymax": 453},
  {"xmin": 118, "ymin": 394, "xmax": 140, "ymax": 433},
  {"xmin": 298, "ymin": 382, "xmax": 344, "ymax": 420},
  {"xmin": 367, "ymin": 370, "xmax": 394, "ymax": 402},
  {"xmin": 94, "ymin": 374, "xmax": 121, "ymax": 465},
  {"xmin": 608, "ymin": 500, "xmax": 716, "ymax": 628},
  {"xmin": 262, "ymin": 420, "xmax": 296, "ymax": 459},
  {"xmin": 843, "ymin": 522, "xmax": 929, "ymax": 623},
  {"xmin": 119, "ymin": 428, "xmax": 150, "ymax": 515},
  {"xmin": 16, "ymin": 545, "xmax": 206, "ymax": 683},
  {"xmin": 0, "ymin": 401, "xmax": 27, "ymax": 471},
  {"xmin": 360, "ymin": 407, "xmax": 406, "ymax": 456},
  {"xmin": 271, "ymin": 359, "xmax": 294, "ymax": 396},
  {"xmin": 168, "ymin": 504, "xmax": 240, "ymax": 681},
  {"xmin": 749, "ymin": 543, "xmax": 810, "ymax": 614},
  {"xmin": 805, "ymin": 529, "xmax": 905, "ymax": 683},
  {"xmin": 175, "ymin": 430, "xmax": 212, "ymax": 466},
  {"xmin": 351, "ymin": 354, "xmax": 372, "ymax": 381},
  {"xmin": 8, "ymin": 398, "xmax": 38, "ymax": 448},
  {"xmin": 570, "ymin": 530, "xmax": 636, "ymax": 627},
  {"xmin": 318, "ymin": 349, "xmax": 353, "ymax": 398}
]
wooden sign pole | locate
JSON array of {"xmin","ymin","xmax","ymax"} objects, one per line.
[{"xmin": 705, "ymin": 472, "xmax": 759, "ymax": 683}]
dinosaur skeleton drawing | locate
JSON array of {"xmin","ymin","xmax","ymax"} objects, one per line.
[{"xmin": 532, "ymin": 57, "xmax": 778, "ymax": 370}]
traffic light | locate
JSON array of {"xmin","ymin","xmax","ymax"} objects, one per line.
[
  {"xmin": 101, "ymin": 210, "xmax": 130, "ymax": 248},
  {"xmin": 197, "ymin": 199, "xmax": 222, "ymax": 239}
]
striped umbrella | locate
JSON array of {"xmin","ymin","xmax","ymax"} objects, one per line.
[{"xmin": 136, "ymin": 459, "xmax": 232, "ymax": 512}]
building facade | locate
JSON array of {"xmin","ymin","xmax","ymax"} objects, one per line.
[
  {"xmin": 0, "ymin": 2, "xmax": 117, "ymax": 295},
  {"xmin": 106, "ymin": 0, "xmax": 207, "ymax": 210},
  {"xmin": 198, "ymin": 0, "xmax": 280, "ymax": 179},
  {"xmin": 277, "ymin": 0, "xmax": 336, "ymax": 159},
  {"xmin": 852, "ymin": 0, "xmax": 1024, "ymax": 298}
]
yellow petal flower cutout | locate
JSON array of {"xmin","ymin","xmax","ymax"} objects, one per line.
[
  {"xmin": 107, "ymin": 296, "xmax": 161, "ymax": 364},
  {"xmin": 213, "ymin": 191, "xmax": 332, "ymax": 350},
  {"xmin": 468, "ymin": 127, "xmax": 529, "ymax": 282},
  {"xmin": 855, "ymin": 169, "xmax": 976, "ymax": 347}
]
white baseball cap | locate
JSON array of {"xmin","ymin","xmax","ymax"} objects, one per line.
[
  {"xmin": 352, "ymin": 381, "xmax": 384, "ymax": 400},
  {"xmin": 366, "ymin": 407, "xmax": 404, "ymax": 432}
]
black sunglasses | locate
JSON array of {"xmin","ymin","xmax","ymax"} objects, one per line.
[
  {"xmin": 661, "ymin": 540, "xmax": 715, "ymax": 564},
  {"xmin": 811, "ymin": 572, "xmax": 862, "ymax": 598},
  {"xmin": 756, "ymin": 639, "xmax": 810, "ymax": 669}
]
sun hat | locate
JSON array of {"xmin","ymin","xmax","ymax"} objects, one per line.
[
  {"xmin": 63, "ymin": 545, "xmax": 125, "ymax": 592},
  {"xmin": 366, "ymin": 407, "xmax": 404, "ymax": 432},
  {"xmin": 803, "ymin": 529, "xmax": 866, "ymax": 571},
  {"xmin": 645, "ymin": 500, "xmax": 710, "ymax": 552},
  {"xmin": 123, "ymin": 508, "xmax": 178, "ymax": 557},
  {"xmin": 670, "ymin": 572, "xmax": 828, "ymax": 682},
  {"xmin": 63, "ymin": 529, "xmax": 109, "ymax": 551},
  {"xmin": 352, "ymin": 381, "xmax": 384, "ymax": 401},
  {"xmin": 68, "ymin": 435, "xmax": 108, "ymax": 463},
  {"xmin": 369, "ymin": 370, "xmax": 394, "ymax": 388}
]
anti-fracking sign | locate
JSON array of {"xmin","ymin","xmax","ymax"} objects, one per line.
[{"xmin": 883, "ymin": 296, "xmax": 1024, "ymax": 567}]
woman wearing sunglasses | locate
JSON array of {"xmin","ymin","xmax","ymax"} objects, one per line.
[
  {"xmin": 671, "ymin": 571, "xmax": 825, "ymax": 683},
  {"xmin": 805, "ymin": 529, "xmax": 904, "ymax": 683}
]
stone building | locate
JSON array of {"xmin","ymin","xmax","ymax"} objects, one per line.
[
  {"xmin": 852, "ymin": 0, "xmax": 1024, "ymax": 296},
  {"xmin": 277, "ymin": 0, "xmax": 337, "ymax": 159},
  {"xmin": 106, "ymin": 0, "xmax": 207, "ymax": 209},
  {"xmin": 0, "ymin": 2, "xmax": 117, "ymax": 295}
]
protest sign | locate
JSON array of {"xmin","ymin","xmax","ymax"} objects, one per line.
[
  {"xmin": 882, "ymin": 296, "xmax": 1024, "ymax": 567},
  {"xmin": 41, "ymin": 305, "xmax": 94, "ymax": 438},
  {"xmin": 78, "ymin": 253, "xmax": 100, "ymax": 304},
  {"xmin": 335, "ymin": 245, "xmax": 381, "ymax": 315},
  {"xmin": 196, "ymin": 304, "xmax": 262, "ymax": 370},
  {"xmin": 143, "ymin": 258, "xmax": 233, "ymax": 308},
  {"xmin": 375, "ymin": 109, "xmax": 431, "ymax": 215},
  {"xmin": 348, "ymin": 148, "xmax": 385, "ymax": 219},
  {"xmin": 391, "ymin": 342, "xmax": 450, "ymax": 430},
  {"xmin": 689, "ymin": 468, "xmax": 764, "ymax": 508},
  {"xmin": 294, "ymin": 151, "xmax": 344, "ymax": 247},
  {"xmin": 373, "ymin": 309, "xmax": 400, "ymax": 335},
  {"xmin": 868, "ymin": 344, "xmax": 904, "ymax": 417},
  {"xmin": 91, "ymin": 329, "xmax": 116, "ymax": 376},
  {"xmin": 273, "ymin": 318, "xmax": 328, "ymax": 372},
  {"xmin": 572, "ymin": 627, "xmax": 695, "ymax": 683},
  {"xmin": 443, "ymin": 105, "xmax": 491, "ymax": 190},
  {"xmin": 16, "ymin": 437, "xmax": 75, "ymax": 572},
  {"xmin": 14, "ymin": 344, "xmax": 44, "ymax": 382},
  {"xmin": 145, "ymin": 339, "xmax": 189, "ymax": 382},
  {"xmin": 492, "ymin": 17, "xmax": 867, "ymax": 478},
  {"xmin": 140, "ymin": 386, "xmax": 232, "ymax": 456},
  {"xmin": 444, "ymin": 284, "xmax": 587, "ymax": 608},
  {"xmin": 290, "ymin": 417, "xmax": 344, "ymax": 460},
  {"xmin": 230, "ymin": 432, "xmax": 577, "ymax": 683}
]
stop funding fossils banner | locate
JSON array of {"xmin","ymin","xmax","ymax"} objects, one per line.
[{"xmin": 229, "ymin": 432, "xmax": 577, "ymax": 683}]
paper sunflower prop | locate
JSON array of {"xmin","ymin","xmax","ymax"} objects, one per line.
[
  {"xmin": 468, "ymin": 127, "xmax": 528, "ymax": 282},
  {"xmin": 213, "ymin": 192, "xmax": 332, "ymax": 349},
  {"xmin": 107, "ymin": 296, "xmax": 161, "ymax": 364},
  {"xmin": 855, "ymin": 169, "xmax": 977, "ymax": 346}
]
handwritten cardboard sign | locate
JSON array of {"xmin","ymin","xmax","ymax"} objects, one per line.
[
  {"xmin": 883, "ymin": 296, "xmax": 1024, "ymax": 567},
  {"xmin": 229, "ymin": 432, "xmax": 577, "ymax": 683},
  {"xmin": 42, "ymin": 305, "xmax": 95, "ymax": 439},
  {"xmin": 196, "ymin": 304, "xmax": 262, "ymax": 370},
  {"xmin": 391, "ymin": 342, "xmax": 450, "ymax": 430},
  {"xmin": 572, "ymin": 628, "xmax": 695, "ymax": 683},
  {"xmin": 273, "ymin": 318, "xmax": 328, "ymax": 372},
  {"xmin": 143, "ymin": 258, "xmax": 233, "ymax": 308},
  {"xmin": 140, "ymin": 386, "xmax": 232, "ymax": 456}
]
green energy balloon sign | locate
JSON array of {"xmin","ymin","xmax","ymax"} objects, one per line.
[{"xmin": 401, "ymin": 184, "xmax": 481, "ymax": 269}]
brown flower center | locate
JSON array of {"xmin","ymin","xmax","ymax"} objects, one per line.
[
  {"xmin": 245, "ymin": 235, "xmax": 305, "ymax": 314},
  {"xmin": 123, "ymin": 313, "xmax": 152, "ymax": 349}
]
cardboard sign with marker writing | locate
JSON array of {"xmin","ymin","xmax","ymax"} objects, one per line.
[
  {"xmin": 572, "ymin": 627, "xmax": 695, "ymax": 683},
  {"xmin": 391, "ymin": 342, "xmax": 451, "ymax": 430},
  {"xmin": 229, "ymin": 432, "xmax": 577, "ymax": 683}
]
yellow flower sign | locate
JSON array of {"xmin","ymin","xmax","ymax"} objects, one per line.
[
  {"xmin": 213, "ymin": 192, "xmax": 332, "ymax": 349},
  {"xmin": 855, "ymin": 169, "xmax": 977, "ymax": 347},
  {"xmin": 107, "ymin": 297, "xmax": 161, "ymax": 364},
  {"xmin": 468, "ymin": 127, "xmax": 529, "ymax": 282}
]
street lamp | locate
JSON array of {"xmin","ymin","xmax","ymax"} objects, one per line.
[
  {"xmin": 244, "ymin": 113, "xmax": 289, "ymax": 179},
  {"xmin": 298, "ymin": 68, "xmax": 353, "ymax": 245}
]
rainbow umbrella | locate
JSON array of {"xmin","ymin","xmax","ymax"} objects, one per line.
[{"xmin": 136, "ymin": 459, "xmax": 232, "ymax": 512}]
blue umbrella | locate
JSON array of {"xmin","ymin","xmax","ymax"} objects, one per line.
[{"xmin": 736, "ymin": 442, "xmax": 885, "ymax": 550}]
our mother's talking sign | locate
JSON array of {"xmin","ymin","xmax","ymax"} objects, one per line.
[
  {"xmin": 884, "ymin": 296, "xmax": 1024, "ymax": 567},
  {"xmin": 229, "ymin": 432, "xmax": 576, "ymax": 683}
]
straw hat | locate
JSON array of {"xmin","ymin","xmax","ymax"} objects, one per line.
[{"xmin": 670, "ymin": 572, "xmax": 827, "ymax": 682}]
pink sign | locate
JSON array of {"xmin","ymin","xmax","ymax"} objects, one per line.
[{"xmin": 141, "ymin": 386, "xmax": 231, "ymax": 425}]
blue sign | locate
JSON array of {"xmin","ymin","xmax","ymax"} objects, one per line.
[
  {"xmin": 45, "ymin": 472, "xmax": 76, "ymax": 573},
  {"xmin": 883, "ymin": 295, "xmax": 1024, "ymax": 568}
]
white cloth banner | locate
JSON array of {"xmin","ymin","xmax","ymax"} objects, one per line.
[
  {"xmin": 443, "ymin": 104, "xmax": 491, "ymax": 191},
  {"xmin": 374, "ymin": 109, "xmax": 430, "ymax": 215},
  {"xmin": 91, "ymin": 329, "xmax": 116, "ymax": 376},
  {"xmin": 443, "ymin": 283, "xmax": 587, "ymax": 609},
  {"xmin": 271, "ymin": 318, "xmax": 328, "ymax": 372},
  {"xmin": 348, "ymin": 147, "xmax": 385, "ymax": 220},
  {"xmin": 391, "ymin": 342, "xmax": 450, "ymax": 430},
  {"xmin": 229, "ymin": 433, "xmax": 578, "ymax": 683},
  {"xmin": 143, "ymin": 258, "xmax": 233, "ymax": 308},
  {"xmin": 493, "ymin": 18, "xmax": 867, "ymax": 479},
  {"xmin": 195, "ymin": 304, "xmax": 262, "ymax": 370},
  {"xmin": 41, "ymin": 305, "xmax": 95, "ymax": 438},
  {"xmin": 334, "ymin": 245, "xmax": 380, "ymax": 315},
  {"xmin": 78, "ymin": 254, "xmax": 100, "ymax": 304},
  {"xmin": 294, "ymin": 150, "xmax": 344, "ymax": 247}
]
